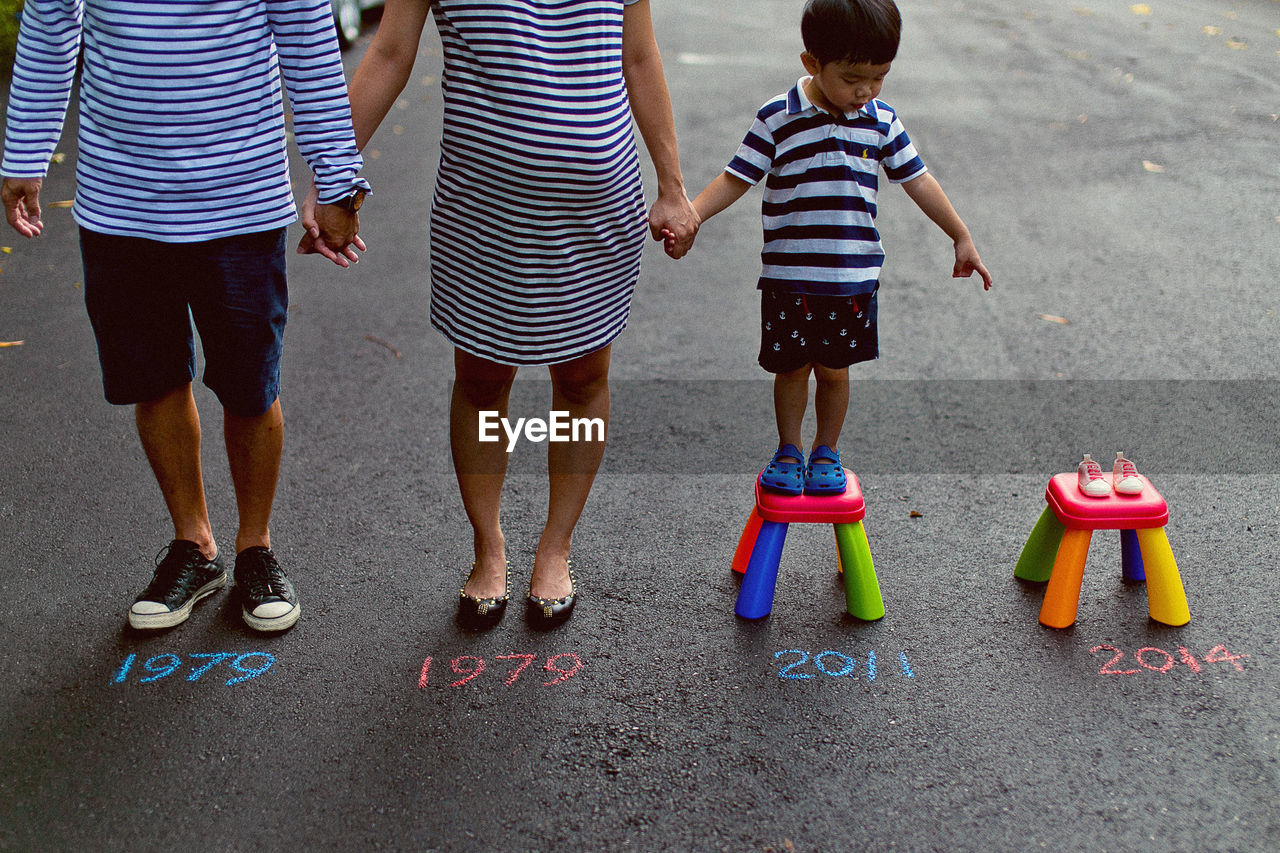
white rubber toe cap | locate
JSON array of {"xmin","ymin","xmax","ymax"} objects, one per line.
[
  {"xmin": 131, "ymin": 601, "xmax": 172, "ymax": 615},
  {"xmin": 250, "ymin": 601, "xmax": 296, "ymax": 619}
]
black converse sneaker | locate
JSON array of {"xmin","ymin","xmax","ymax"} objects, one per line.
[
  {"xmin": 234, "ymin": 547, "xmax": 301, "ymax": 632},
  {"xmin": 129, "ymin": 540, "xmax": 227, "ymax": 630}
]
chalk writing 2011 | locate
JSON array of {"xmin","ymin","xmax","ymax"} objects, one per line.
[
  {"xmin": 775, "ymin": 649, "xmax": 915, "ymax": 681},
  {"xmin": 1090, "ymin": 643, "xmax": 1248, "ymax": 676},
  {"xmin": 112, "ymin": 652, "xmax": 275, "ymax": 686},
  {"xmin": 417, "ymin": 652, "xmax": 582, "ymax": 688}
]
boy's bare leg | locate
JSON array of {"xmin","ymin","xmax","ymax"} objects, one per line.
[
  {"xmin": 224, "ymin": 399, "xmax": 283, "ymax": 554},
  {"xmin": 135, "ymin": 383, "xmax": 217, "ymax": 559},
  {"xmin": 773, "ymin": 365, "xmax": 812, "ymax": 461},
  {"xmin": 531, "ymin": 346, "xmax": 612, "ymax": 600},
  {"xmin": 451, "ymin": 348, "xmax": 517, "ymax": 599},
  {"xmin": 812, "ymin": 364, "xmax": 849, "ymax": 457}
]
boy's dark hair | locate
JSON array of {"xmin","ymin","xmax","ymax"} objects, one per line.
[{"xmin": 801, "ymin": 0, "xmax": 901, "ymax": 66}]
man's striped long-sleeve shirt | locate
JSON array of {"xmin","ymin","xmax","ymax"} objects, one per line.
[{"xmin": 2, "ymin": 0, "xmax": 368, "ymax": 241}]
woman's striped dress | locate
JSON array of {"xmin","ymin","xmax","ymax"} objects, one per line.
[{"xmin": 428, "ymin": 0, "xmax": 648, "ymax": 366}]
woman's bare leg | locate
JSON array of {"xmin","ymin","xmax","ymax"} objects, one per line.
[
  {"xmin": 450, "ymin": 348, "xmax": 518, "ymax": 598},
  {"xmin": 530, "ymin": 345, "xmax": 612, "ymax": 600}
]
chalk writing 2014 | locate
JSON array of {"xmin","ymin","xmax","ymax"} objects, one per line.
[
  {"xmin": 775, "ymin": 649, "xmax": 916, "ymax": 681},
  {"xmin": 112, "ymin": 652, "xmax": 275, "ymax": 686},
  {"xmin": 1090, "ymin": 643, "xmax": 1249, "ymax": 676},
  {"xmin": 417, "ymin": 652, "xmax": 582, "ymax": 688}
]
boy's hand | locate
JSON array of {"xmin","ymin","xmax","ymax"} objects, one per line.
[
  {"xmin": 953, "ymin": 237, "xmax": 992, "ymax": 290},
  {"xmin": 2, "ymin": 177, "xmax": 45, "ymax": 238},
  {"xmin": 661, "ymin": 227, "xmax": 692, "ymax": 258}
]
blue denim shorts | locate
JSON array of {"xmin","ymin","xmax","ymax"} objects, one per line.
[{"xmin": 80, "ymin": 227, "xmax": 288, "ymax": 416}]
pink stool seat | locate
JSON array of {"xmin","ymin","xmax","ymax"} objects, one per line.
[
  {"xmin": 754, "ymin": 470, "xmax": 865, "ymax": 524},
  {"xmin": 1045, "ymin": 473, "xmax": 1167, "ymax": 529}
]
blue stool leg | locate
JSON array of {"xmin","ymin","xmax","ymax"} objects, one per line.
[
  {"xmin": 1121, "ymin": 528, "xmax": 1145, "ymax": 582},
  {"xmin": 736, "ymin": 521, "xmax": 788, "ymax": 619}
]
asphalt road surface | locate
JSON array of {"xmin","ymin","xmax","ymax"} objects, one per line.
[{"xmin": 2, "ymin": 1, "xmax": 1278, "ymax": 850}]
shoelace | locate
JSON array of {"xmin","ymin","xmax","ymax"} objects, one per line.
[
  {"xmin": 153, "ymin": 542, "xmax": 185, "ymax": 569},
  {"xmin": 1082, "ymin": 459, "xmax": 1104, "ymax": 479},
  {"xmin": 244, "ymin": 555, "xmax": 287, "ymax": 600},
  {"xmin": 141, "ymin": 544, "xmax": 208, "ymax": 597},
  {"xmin": 1118, "ymin": 461, "xmax": 1138, "ymax": 478}
]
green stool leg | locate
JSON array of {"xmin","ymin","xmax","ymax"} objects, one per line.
[
  {"xmin": 835, "ymin": 521, "xmax": 884, "ymax": 621},
  {"xmin": 1015, "ymin": 506, "xmax": 1067, "ymax": 582}
]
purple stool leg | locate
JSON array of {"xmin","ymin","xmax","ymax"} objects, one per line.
[
  {"xmin": 1121, "ymin": 528, "xmax": 1145, "ymax": 582},
  {"xmin": 735, "ymin": 520, "xmax": 788, "ymax": 619}
]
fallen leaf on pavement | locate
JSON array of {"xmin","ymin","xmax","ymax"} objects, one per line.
[
  {"xmin": 0, "ymin": 340, "xmax": 25, "ymax": 348},
  {"xmin": 1202, "ymin": 26, "xmax": 1221, "ymax": 36},
  {"xmin": 48, "ymin": 200, "xmax": 74, "ymax": 208},
  {"xmin": 1226, "ymin": 38, "xmax": 1247, "ymax": 50},
  {"xmin": 1037, "ymin": 313, "xmax": 1071, "ymax": 325},
  {"xmin": 1130, "ymin": 4, "xmax": 1151, "ymax": 15},
  {"xmin": 365, "ymin": 335, "xmax": 402, "ymax": 358},
  {"xmin": 909, "ymin": 510, "xmax": 924, "ymax": 518},
  {"xmin": 1142, "ymin": 160, "xmax": 1165, "ymax": 172}
]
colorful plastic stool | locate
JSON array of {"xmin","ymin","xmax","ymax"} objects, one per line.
[
  {"xmin": 731, "ymin": 470, "xmax": 883, "ymax": 620},
  {"xmin": 1015, "ymin": 472, "xmax": 1189, "ymax": 628}
]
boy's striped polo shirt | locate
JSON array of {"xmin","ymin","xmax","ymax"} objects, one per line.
[{"xmin": 726, "ymin": 78, "xmax": 927, "ymax": 296}]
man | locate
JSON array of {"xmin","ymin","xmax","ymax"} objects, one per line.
[{"xmin": 2, "ymin": 0, "xmax": 370, "ymax": 632}]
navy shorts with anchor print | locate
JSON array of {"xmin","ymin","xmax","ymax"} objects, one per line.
[{"xmin": 757, "ymin": 287, "xmax": 879, "ymax": 374}]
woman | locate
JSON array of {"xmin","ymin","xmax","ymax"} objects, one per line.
[{"xmin": 313, "ymin": 0, "xmax": 698, "ymax": 626}]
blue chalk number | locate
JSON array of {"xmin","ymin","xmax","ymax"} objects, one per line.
[{"xmin": 112, "ymin": 651, "xmax": 276, "ymax": 686}]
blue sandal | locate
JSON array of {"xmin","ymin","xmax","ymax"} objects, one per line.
[
  {"xmin": 804, "ymin": 445, "xmax": 847, "ymax": 495},
  {"xmin": 760, "ymin": 444, "xmax": 805, "ymax": 495}
]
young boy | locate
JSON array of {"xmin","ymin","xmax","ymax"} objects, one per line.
[{"xmin": 676, "ymin": 0, "xmax": 992, "ymax": 495}]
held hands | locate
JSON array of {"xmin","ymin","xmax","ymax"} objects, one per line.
[
  {"xmin": 2, "ymin": 177, "xmax": 45, "ymax": 238},
  {"xmin": 953, "ymin": 236, "xmax": 993, "ymax": 291},
  {"xmin": 297, "ymin": 182, "xmax": 367, "ymax": 268},
  {"xmin": 648, "ymin": 188, "xmax": 699, "ymax": 260}
]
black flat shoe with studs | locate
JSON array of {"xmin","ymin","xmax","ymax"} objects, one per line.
[
  {"xmin": 525, "ymin": 561, "xmax": 577, "ymax": 628},
  {"xmin": 457, "ymin": 562, "xmax": 510, "ymax": 628}
]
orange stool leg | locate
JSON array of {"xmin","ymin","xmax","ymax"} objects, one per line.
[
  {"xmin": 1039, "ymin": 527, "xmax": 1093, "ymax": 628},
  {"xmin": 731, "ymin": 509, "xmax": 764, "ymax": 575}
]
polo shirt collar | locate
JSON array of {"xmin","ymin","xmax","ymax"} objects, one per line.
[{"xmin": 788, "ymin": 76, "xmax": 877, "ymax": 122}]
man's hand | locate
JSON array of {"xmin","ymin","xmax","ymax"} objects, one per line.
[
  {"xmin": 647, "ymin": 188, "xmax": 699, "ymax": 260},
  {"xmin": 2, "ymin": 177, "xmax": 45, "ymax": 238},
  {"xmin": 297, "ymin": 183, "xmax": 367, "ymax": 268},
  {"xmin": 953, "ymin": 237, "xmax": 992, "ymax": 290}
]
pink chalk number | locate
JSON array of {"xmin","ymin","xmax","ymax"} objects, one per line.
[
  {"xmin": 1091, "ymin": 643, "xmax": 1249, "ymax": 676},
  {"xmin": 417, "ymin": 652, "xmax": 582, "ymax": 688}
]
